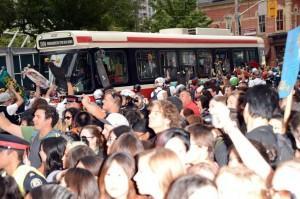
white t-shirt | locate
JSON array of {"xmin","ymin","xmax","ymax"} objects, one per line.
[
  {"xmin": 248, "ymin": 78, "xmax": 266, "ymax": 87},
  {"xmin": 7, "ymin": 103, "xmax": 18, "ymax": 115}
]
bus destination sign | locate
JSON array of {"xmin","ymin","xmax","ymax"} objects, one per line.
[{"xmin": 39, "ymin": 37, "xmax": 74, "ymax": 48}]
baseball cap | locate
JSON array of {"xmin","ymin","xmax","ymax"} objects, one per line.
[
  {"xmin": 100, "ymin": 113, "xmax": 129, "ymax": 128},
  {"xmin": 93, "ymin": 89, "xmax": 103, "ymax": 99},
  {"xmin": 155, "ymin": 77, "xmax": 165, "ymax": 87},
  {"xmin": 120, "ymin": 89, "xmax": 135, "ymax": 98}
]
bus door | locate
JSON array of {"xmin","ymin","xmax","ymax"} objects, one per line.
[
  {"xmin": 196, "ymin": 50, "xmax": 213, "ymax": 78},
  {"xmin": 214, "ymin": 49, "xmax": 231, "ymax": 75},
  {"xmin": 159, "ymin": 51, "xmax": 178, "ymax": 81},
  {"xmin": 178, "ymin": 50, "xmax": 196, "ymax": 85}
]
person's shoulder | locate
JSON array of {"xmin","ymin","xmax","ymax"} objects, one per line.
[
  {"xmin": 247, "ymin": 125, "xmax": 277, "ymax": 143},
  {"xmin": 47, "ymin": 129, "xmax": 62, "ymax": 138}
]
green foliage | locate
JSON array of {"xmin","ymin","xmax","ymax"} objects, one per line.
[
  {"xmin": 144, "ymin": 0, "xmax": 212, "ymax": 32},
  {"xmin": 0, "ymin": 0, "xmax": 16, "ymax": 33},
  {"xmin": 0, "ymin": 0, "xmax": 140, "ymax": 36}
]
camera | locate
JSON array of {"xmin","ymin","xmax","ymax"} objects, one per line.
[{"xmin": 66, "ymin": 95, "xmax": 82, "ymax": 103}]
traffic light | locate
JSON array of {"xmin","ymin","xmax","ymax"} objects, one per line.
[{"xmin": 267, "ymin": 0, "xmax": 278, "ymax": 18}]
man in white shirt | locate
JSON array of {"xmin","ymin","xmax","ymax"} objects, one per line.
[{"xmin": 248, "ymin": 68, "xmax": 266, "ymax": 87}]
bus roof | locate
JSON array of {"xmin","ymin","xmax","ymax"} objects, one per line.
[{"xmin": 36, "ymin": 30, "xmax": 264, "ymax": 51}]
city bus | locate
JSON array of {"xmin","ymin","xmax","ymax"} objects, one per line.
[{"xmin": 36, "ymin": 29, "xmax": 265, "ymax": 97}]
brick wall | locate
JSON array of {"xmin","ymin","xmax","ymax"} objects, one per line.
[{"xmin": 199, "ymin": 0, "xmax": 299, "ymax": 67}]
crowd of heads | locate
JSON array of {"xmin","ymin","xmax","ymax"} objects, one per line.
[{"xmin": 0, "ymin": 64, "xmax": 300, "ymax": 199}]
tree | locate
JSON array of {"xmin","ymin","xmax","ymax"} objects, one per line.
[
  {"xmin": 143, "ymin": 0, "xmax": 212, "ymax": 32},
  {"xmin": 0, "ymin": 0, "xmax": 16, "ymax": 33},
  {"xmin": 0, "ymin": 0, "xmax": 140, "ymax": 36}
]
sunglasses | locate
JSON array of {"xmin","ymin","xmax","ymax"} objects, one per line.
[{"xmin": 64, "ymin": 116, "xmax": 72, "ymax": 120}]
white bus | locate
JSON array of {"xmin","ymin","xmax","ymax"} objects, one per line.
[{"xmin": 36, "ymin": 29, "xmax": 265, "ymax": 97}]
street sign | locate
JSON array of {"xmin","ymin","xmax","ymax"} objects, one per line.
[{"xmin": 267, "ymin": 0, "xmax": 277, "ymax": 18}]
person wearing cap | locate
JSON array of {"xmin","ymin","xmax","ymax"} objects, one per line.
[
  {"xmin": 101, "ymin": 112, "xmax": 130, "ymax": 140},
  {"xmin": 0, "ymin": 104, "xmax": 61, "ymax": 169},
  {"xmin": 248, "ymin": 68, "xmax": 266, "ymax": 88},
  {"xmin": 82, "ymin": 89, "xmax": 122, "ymax": 120},
  {"xmin": 151, "ymin": 77, "xmax": 167, "ymax": 100},
  {"xmin": 0, "ymin": 133, "xmax": 46, "ymax": 196},
  {"xmin": 0, "ymin": 83, "xmax": 24, "ymax": 124},
  {"xmin": 93, "ymin": 89, "xmax": 104, "ymax": 107}
]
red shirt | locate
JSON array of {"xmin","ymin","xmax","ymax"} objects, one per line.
[{"xmin": 185, "ymin": 101, "xmax": 201, "ymax": 116}]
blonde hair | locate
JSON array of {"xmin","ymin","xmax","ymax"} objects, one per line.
[
  {"xmin": 149, "ymin": 100, "xmax": 181, "ymax": 128},
  {"xmin": 139, "ymin": 148, "xmax": 184, "ymax": 195},
  {"xmin": 216, "ymin": 165, "xmax": 268, "ymax": 199}
]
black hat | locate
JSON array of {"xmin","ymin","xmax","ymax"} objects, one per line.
[{"xmin": 0, "ymin": 133, "xmax": 29, "ymax": 150}]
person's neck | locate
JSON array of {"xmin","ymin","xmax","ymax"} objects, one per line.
[
  {"xmin": 154, "ymin": 125, "xmax": 170, "ymax": 134},
  {"xmin": 6, "ymin": 159, "xmax": 20, "ymax": 176},
  {"xmin": 110, "ymin": 106, "xmax": 119, "ymax": 113},
  {"xmin": 246, "ymin": 117, "xmax": 269, "ymax": 133},
  {"xmin": 39, "ymin": 126, "xmax": 53, "ymax": 138}
]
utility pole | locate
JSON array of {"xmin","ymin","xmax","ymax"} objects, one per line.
[
  {"xmin": 234, "ymin": 0, "xmax": 265, "ymax": 35},
  {"xmin": 234, "ymin": 0, "xmax": 240, "ymax": 35}
]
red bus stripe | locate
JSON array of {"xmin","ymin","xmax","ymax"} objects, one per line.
[
  {"xmin": 77, "ymin": 36, "xmax": 258, "ymax": 44},
  {"xmin": 127, "ymin": 37, "xmax": 258, "ymax": 44},
  {"xmin": 76, "ymin": 36, "xmax": 93, "ymax": 43}
]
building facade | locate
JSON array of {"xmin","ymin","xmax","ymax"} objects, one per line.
[
  {"xmin": 138, "ymin": 0, "xmax": 154, "ymax": 19},
  {"xmin": 198, "ymin": 0, "xmax": 300, "ymax": 67}
]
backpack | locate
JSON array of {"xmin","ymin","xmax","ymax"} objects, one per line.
[{"xmin": 151, "ymin": 89, "xmax": 163, "ymax": 100}]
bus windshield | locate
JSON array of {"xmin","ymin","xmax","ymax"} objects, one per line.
[{"xmin": 40, "ymin": 50, "xmax": 95, "ymax": 94}]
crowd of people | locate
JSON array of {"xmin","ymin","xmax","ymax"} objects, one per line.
[{"xmin": 0, "ymin": 65, "xmax": 300, "ymax": 199}]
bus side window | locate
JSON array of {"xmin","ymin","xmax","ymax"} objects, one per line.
[
  {"xmin": 159, "ymin": 51, "xmax": 177, "ymax": 81},
  {"xmin": 197, "ymin": 50, "xmax": 212, "ymax": 78},
  {"xmin": 232, "ymin": 49, "xmax": 246, "ymax": 68},
  {"xmin": 136, "ymin": 50, "xmax": 158, "ymax": 80},
  {"xmin": 102, "ymin": 51, "xmax": 128, "ymax": 85},
  {"xmin": 179, "ymin": 51, "xmax": 196, "ymax": 83},
  {"xmin": 214, "ymin": 49, "xmax": 230, "ymax": 75}
]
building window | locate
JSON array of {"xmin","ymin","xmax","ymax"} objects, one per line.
[
  {"xmin": 276, "ymin": 9, "xmax": 283, "ymax": 31},
  {"xmin": 258, "ymin": 15, "xmax": 265, "ymax": 33}
]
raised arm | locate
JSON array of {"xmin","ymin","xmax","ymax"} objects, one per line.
[
  {"xmin": 8, "ymin": 84, "xmax": 24, "ymax": 107},
  {"xmin": 210, "ymin": 102, "xmax": 273, "ymax": 181},
  {"xmin": 0, "ymin": 113, "xmax": 23, "ymax": 138},
  {"xmin": 67, "ymin": 81, "xmax": 74, "ymax": 96},
  {"xmin": 81, "ymin": 95, "xmax": 106, "ymax": 120},
  {"xmin": 34, "ymin": 83, "xmax": 41, "ymax": 98},
  {"xmin": 45, "ymin": 84, "xmax": 57, "ymax": 99}
]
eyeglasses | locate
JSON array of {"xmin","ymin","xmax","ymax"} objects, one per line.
[
  {"xmin": 80, "ymin": 135, "xmax": 94, "ymax": 140},
  {"xmin": 64, "ymin": 116, "xmax": 72, "ymax": 120}
]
